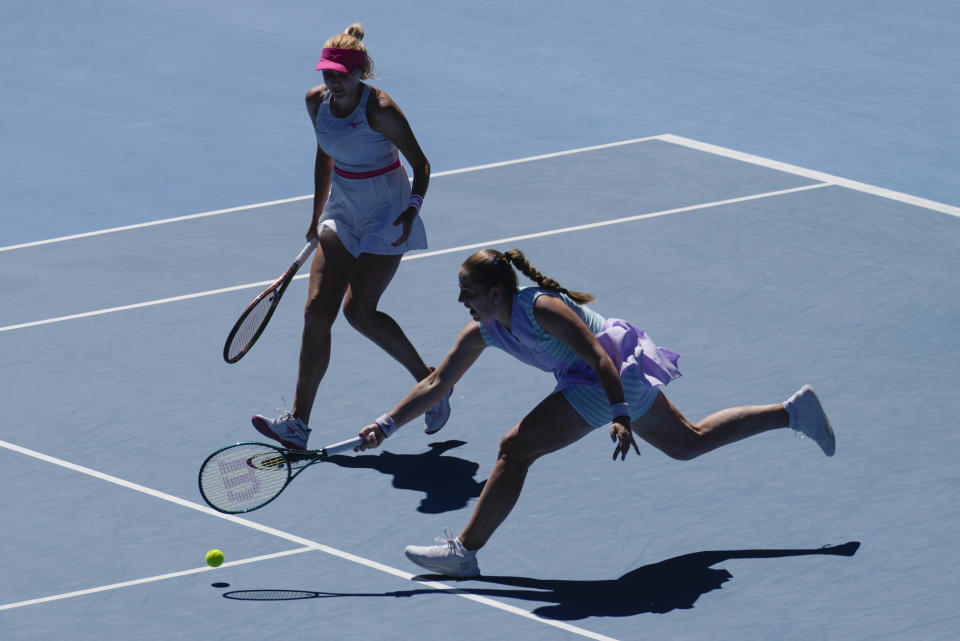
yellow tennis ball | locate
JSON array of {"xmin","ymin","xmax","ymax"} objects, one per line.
[{"xmin": 205, "ymin": 549, "xmax": 224, "ymax": 567}]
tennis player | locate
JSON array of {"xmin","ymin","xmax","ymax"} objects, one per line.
[
  {"xmin": 253, "ymin": 24, "xmax": 451, "ymax": 449},
  {"xmin": 356, "ymin": 248, "xmax": 836, "ymax": 578}
]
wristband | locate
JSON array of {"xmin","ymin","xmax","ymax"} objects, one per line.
[
  {"xmin": 408, "ymin": 193, "xmax": 424, "ymax": 212},
  {"xmin": 610, "ymin": 403, "xmax": 630, "ymax": 421},
  {"xmin": 375, "ymin": 413, "xmax": 398, "ymax": 438}
]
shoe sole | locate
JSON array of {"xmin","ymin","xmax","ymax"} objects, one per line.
[
  {"xmin": 405, "ymin": 559, "xmax": 479, "ymax": 578},
  {"xmin": 404, "ymin": 549, "xmax": 479, "ymax": 578},
  {"xmin": 424, "ymin": 388, "xmax": 453, "ymax": 435},
  {"xmin": 803, "ymin": 386, "xmax": 836, "ymax": 457}
]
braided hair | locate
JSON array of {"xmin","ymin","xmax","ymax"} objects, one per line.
[{"xmin": 461, "ymin": 249, "xmax": 595, "ymax": 304}]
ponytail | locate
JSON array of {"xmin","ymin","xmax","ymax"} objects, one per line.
[
  {"xmin": 461, "ymin": 248, "xmax": 595, "ymax": 304},
  {"xmin": 503, "ymin": 249, "xmax": 595, "ymax": 304}
]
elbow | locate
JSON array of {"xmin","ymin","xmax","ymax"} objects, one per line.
[
  {"xmin": 593, "ymin": 353, "xmax": 617, "ymax": 376},
  {"xmin": 417, "ymin": 158, "xmax": 430, "ymax": 180}
]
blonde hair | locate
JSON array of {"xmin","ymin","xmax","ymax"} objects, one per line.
[
  {"xmin": 324, "ymin": 23, "xmax": 375, "ymax": 79},
  {"xmin": 461, "ymin": 249, "xmax": 595, "ymax": 304}
]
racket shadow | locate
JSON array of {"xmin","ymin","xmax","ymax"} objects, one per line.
[
  {"xmin": 324, "ymin": 440, "xmax": 486, "ymax": 514},
  {"xmin": 222, "ymin": 542, "xmax": 860, "ymax": 619}
]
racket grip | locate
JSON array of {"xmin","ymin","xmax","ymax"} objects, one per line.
[
  {"xmin": 295, "ymin": 238, "xmax": 319, "ymax": 267},
  {"xmin": 322, "ymin": 436, "xmax": 366, "ymax": 456}
]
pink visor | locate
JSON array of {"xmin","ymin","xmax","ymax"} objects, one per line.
[{"xmin": 316, "ymin": 48, "xmax": 366, "ymax": 74}]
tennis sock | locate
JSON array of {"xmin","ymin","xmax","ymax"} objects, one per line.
[{"xmin": 783, "ymin": 399, "xmax": 798, "ymax": 429}]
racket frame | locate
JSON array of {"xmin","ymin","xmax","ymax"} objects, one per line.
[
  {"xmin": 222, "ymin": 238, "xmax": 318, "ymax": 363},
  {"xmin": 198, "ymin": 436, "xmax": 364, "ymax": 514}
]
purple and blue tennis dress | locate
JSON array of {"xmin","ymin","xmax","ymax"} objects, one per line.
[
  {"xmin": 478, "ymin": 288, "xmax": 681, "ymax": 427},
  {"xmin": 314, "ymin": 84, "xmax": 427, "ymax": 256}
]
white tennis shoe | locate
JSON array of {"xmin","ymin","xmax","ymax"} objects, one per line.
[
  {"xmin": 252, "ymin": 411, "xmax": 311, "ymax": 450},
  {"xmin": 404, "ymin": 527, "xmax": 480, "ymax": 578},
  {"xmin": 424, "ymin": 387, "xmax": 453, "ymax": 435},
  {"xmin": 785, "ymin": 385, "xmax": 836, "ymax": 456}
]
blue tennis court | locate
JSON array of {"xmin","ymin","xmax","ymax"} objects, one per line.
[{"xmin": 2, "ymin": 3, "xmax": 958, "ymax": 641}]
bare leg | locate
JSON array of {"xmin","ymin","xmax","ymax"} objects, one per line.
[
  {"xmin": 292, "ymin": 231, "xmax": 355, "ymax": 424},
  {"xmin": 631, "ymin": 391, "xmax": 789, "ymax": 461},
  {"xmin": 342, "ymin": 252, "xmax": 431, "ymax": 381},
  {"xmin": 458, "ymin": 393, "xmax": 594, "ymax": 551}
]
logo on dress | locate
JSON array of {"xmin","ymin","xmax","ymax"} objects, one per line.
[{"xmin": 348, "ymin": 121, "xmax": 363, "ymax": 128}]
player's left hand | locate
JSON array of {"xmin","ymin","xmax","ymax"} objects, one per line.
[
  {"xmin": 610, "ymin": 418, "xmax": 640, "ymax": 461},
  {"xmin": 392, "ymin": 207, "xmax": 418, "ymax": 246}
]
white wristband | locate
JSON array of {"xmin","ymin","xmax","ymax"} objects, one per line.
[
  {"xmin": 408, "ymin": 193, "xmax": 423, "ymax": 212},
  {"xmin": 610, "ymin": 403, "xmax": 630, "ymax": 421},
  {"xmin": 375, "ymin": 413, "xmax": 398, "ymax": 438}
]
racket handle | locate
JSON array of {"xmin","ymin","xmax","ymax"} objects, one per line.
[
  {"xmin": 295, "ymin": 238, "xmax": 319, "ymax": 267},
  {"xmin": 322, "ymin": 436, "xmax": 366, "ymax": 456}
]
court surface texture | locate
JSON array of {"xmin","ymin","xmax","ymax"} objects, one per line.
[{"xmin": 1, "ymin": 2, "xmax": 958, "ymax": 640}]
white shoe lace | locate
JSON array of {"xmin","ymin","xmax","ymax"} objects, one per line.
[
  {"xmin": 272, "ymin": 408, "xmax": 307, "ymax": 437},
  {"xmin": 434, "ymin": 527, "xmax": 464, "ymax": 557}
]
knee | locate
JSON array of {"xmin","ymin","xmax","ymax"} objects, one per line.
[
  {"xmin": 496, "ymin": 432, "xmax": 537, "ymax": 469},
  {"xmin": 644, "ymin": 419, "xmax": 705, "ymax": 461},
  {"xmin": 663, "ymin": 444, "xmax": 701, "ymax": 461},
  {"xmin": 341, "ymin": 298, "xmax": 374, "ymax": 332},
  {"xmin": 303, "ymin": 296, "xmax": 338, "ymax": 331},
  {"xmin": 657, "ymin": 429, "xmax": 706, "ymax": 461}
]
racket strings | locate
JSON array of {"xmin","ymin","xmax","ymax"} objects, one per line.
[
  {"xmin": 200, "ymin": 443, "xmax": 290, "ymax": 513},
  {"xmin": 226, "ymin": 293, "xmax": 276, "ymax": 361}
]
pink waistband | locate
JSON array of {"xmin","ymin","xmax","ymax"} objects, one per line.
[{"xmin": 333, "ymin": 159, "xmax": 401, "ymax": 179}]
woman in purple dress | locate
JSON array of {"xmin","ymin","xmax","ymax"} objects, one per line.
[{"xmin": 357, "ymin": 248, "xmax": 836, "ymax": 577}]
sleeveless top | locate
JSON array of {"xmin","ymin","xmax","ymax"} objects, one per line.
[
  {"xmin": 478, "ymin": 287, "xmax": 681, "ymax": 394},
  {"xmin": 314, "ymin": 84, "xmax": 399, "ymax": 174}
]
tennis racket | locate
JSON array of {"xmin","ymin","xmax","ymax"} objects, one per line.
[
  {"xmin": 198, "ymin": 435, "xmax": 364, "ymax": 514},
  {"xmin": 223, "ymin": 238, "xmax": 318, "ymax": 363}
]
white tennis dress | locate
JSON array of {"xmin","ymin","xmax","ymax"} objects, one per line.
[{"xmin": 314, "ymin": 84, "xmax": 427, "ymax": 256}]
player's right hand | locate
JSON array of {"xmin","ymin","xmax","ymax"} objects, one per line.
[
  {"xmin": 356, "ymin": 424, "xmax": 385, "ymax": 451},
  {"xmin": 306, "ymin": 219, "xmax": 320, "ymax": 242}
]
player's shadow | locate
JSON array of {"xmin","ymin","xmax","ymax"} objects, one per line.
[
  {"xmin": 325, "ymin": 440, "xmax": 485, "ymax": 513},
  {"xmin": 457, "ymin": 541, "xmax": 861, "ymax": 619},
  {"xmin": 223, "ymin": 542, "xmax": 860, "ymax": 620}
]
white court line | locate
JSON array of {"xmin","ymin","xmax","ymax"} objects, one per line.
[
  {"xmin": 0, "ymin": 281, "xmax": 275, "ymax": 333},
  {"xmin": 0, "ymin": 136, "xmax": 660, "ymax": 254},
  {"xmin": 0, "ymin": 196, "xmax": 311, "ymax": 254},
  {"xmin": 658, "ymin": 134, "xmax": 960, "ymax": 219},
  {"xmin": 0, "ymin": 547, "xmax": 316, "ymax": 611},
  {"xmin": 4, "ymin": 132, "xmax": 957, "ymax": 255},
  {"xmin": 0, "ymin": 439, "xmax": 619, "ymax": 641},
  {"xmin": 0, "ymin": 182, "xmax": 829, "ymax": 333},
  {"xmin": 400, "ymin": 182, "xmax": 829, "ymax": 262}
]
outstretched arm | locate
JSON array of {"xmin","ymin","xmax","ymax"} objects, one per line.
[{"xmin": 358, "ymin": 323, "xmax": 486, "ymax": 448}]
